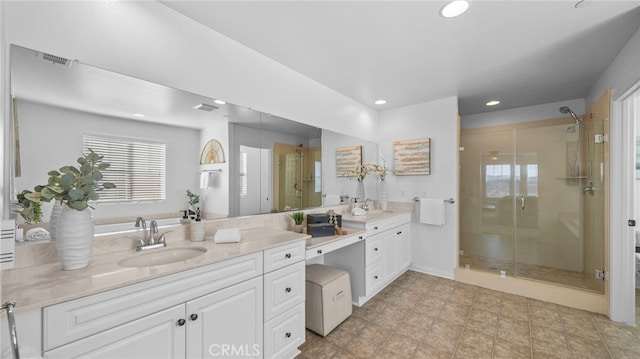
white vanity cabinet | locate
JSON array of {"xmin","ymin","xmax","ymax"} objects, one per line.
[
  {"xmin": 324, "ymin": 213, "xmax": 411, "ymax": 306},
  {"xmin": 37, "ymin": 240, "xmax": 306, "ymax": 359}
]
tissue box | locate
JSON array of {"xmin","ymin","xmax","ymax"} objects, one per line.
[
  {"xmin": 307, "ymin": 223, "xmax": 336, "ymax": 237},
  {"xmin": 307, "ymin": 213, "xmax": 342, "ymax": 228}
]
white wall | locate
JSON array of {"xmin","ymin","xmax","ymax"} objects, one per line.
[
  {"xmin": 378, "ymin": 96, "xmax": 459, "ymax": 279},
  {"xmin": 15, "ymin": 100, "xmax": 200, "ymax": 221},
  {"xmin": 1, "ymin": 1, "xmax": 378, "ymax": 141},
  {"xmin": 587, "ymin": 26, "xmax": 640, "ymax": 108},
  {"xmin": 461, "ymin": 98, "xmax": 586, "ymax": 130}
]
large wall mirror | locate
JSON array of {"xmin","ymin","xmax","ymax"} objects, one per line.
[{"xmin": 8, "ymin": 44, "xmax": 377, "ymax": 234}]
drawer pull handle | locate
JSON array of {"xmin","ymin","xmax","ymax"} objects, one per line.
[
  {"xmin": 317, "ymin": 249, "xmax": 323, "ymax": 254},
  {"xmin": 359, "ymin": 236, "xmax": 363, "ymax": 240},
  {"xmin": 374, "ymin": 275, "xmax": 378, "ymax": 279},
  {"xmin": 397, "ymin": 231, "xmax": 402, "ymax": 235},
  {"xmin": 333, "ymin": 291, "xmax": 344, "ymax": 301},
  {"xmin": 285, "ymin": 332, "xmax": 292, "ymax": 338},
  {"xmin": 374, "ymin": 247, "xmax": 378, "ymax": 251},
  {"xmin": 374, "ymin": 226, "xmax": 379, "ymax": 230},
  {"xmin": 285, "ymin": 253, "xmax": 292, "ymax": 259},
  {"xmin": 285, "ymin": 287, "xmax": 292, "ymax": 293},
  {"xmin": 177, "ymin": 319, "xmax": 186, "ymax": 326},
  {"xmin": 190, "ymin": 314, "xmax": 198, "ymax": 321}
]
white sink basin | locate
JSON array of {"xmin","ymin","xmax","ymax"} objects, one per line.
[{"xmin": 118, "ymin": 247, "xmax": 207, "ymax": 268}]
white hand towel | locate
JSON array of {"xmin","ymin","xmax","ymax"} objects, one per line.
[
  {"xmin": 419, "ymin": 198, "xmax": 445, "ymax": 226},
  {"xmin": 200, "ymin": 172, "xmax": 210, "ymax": 189},
  {"xmin": 323, "ymin": 194, "xmax": 340, "ymax": 206},
  {"xmin": 25, "ymin": 227, "xmax": 51, "ymax": 241},
  {"xmin": 214, "ymin": 228, "xmax": 241, "ymax": 243}
]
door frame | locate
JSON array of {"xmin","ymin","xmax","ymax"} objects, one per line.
[{"xmin": 610, "ymin": 80, "xmax": 640, "ymax": 325}]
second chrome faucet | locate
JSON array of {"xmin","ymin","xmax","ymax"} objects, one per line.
[{"xmin": 135, "ymin": 217, "xmax": 167, "ymax": 251}]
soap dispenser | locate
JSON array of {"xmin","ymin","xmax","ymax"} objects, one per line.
[
  {"xmin": 180, "ymin": 210, "xmax": 191, "ymax": 225},
  {"xmin": 190, "ymin": 207, "xmax": 205, "ymax": 242}
]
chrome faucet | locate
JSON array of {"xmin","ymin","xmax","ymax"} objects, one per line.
[
  {"xmin": 135, "ymin": 219, "xmax": 167, "ymax": 251},
  {"xmin": 363, "ymin": 198, "xmax": 373, "ymax": 211},
  {"xmin": 135, "ymin": 216, "xmax": 146, "ymax": 230}
]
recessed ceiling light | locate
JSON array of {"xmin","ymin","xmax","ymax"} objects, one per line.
[
  {"xmin": 440, "ymin": 0, "xmax": 470, "ymax": 18},
  {"xmin": 132, "ymin": 113, "xmax": 145, "ymax": 118},
  {"xmin": 486, "ymin": 100, "xmax": 501, "ymax": 106},
  {"xmin": 374, "ymin": 99, "xmax": 387, "ymax": 105},
  {"xmin": 214, "ymin": 99, "xmax": 226, "ymax": 105}
]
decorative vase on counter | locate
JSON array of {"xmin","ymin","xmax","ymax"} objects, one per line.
[
  {"xmin": 293, "ymin": 224, "xmax": 304, "ymax": 233},
  {"xmin": 190, "ymin": 221, "xmax": 205, "ymax": 241},
  {"xmin": 49, "ymin": 201, "xmax": 63, "ymax": 241},
  {"xmin": 55, "ymin": 206, "xmax": 95, "ymax": 270},
  {"xmin": 355, "ymin": 181, "xmax": 365, "ymax": 204},
  {"xmin": 378, "ymin": 180, "xmax": 388, "ymax": 210}
]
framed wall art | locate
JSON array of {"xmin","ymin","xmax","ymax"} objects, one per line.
[{"xmin": 394, "ymin": 138, "xmax": 430, "ymax": 175}]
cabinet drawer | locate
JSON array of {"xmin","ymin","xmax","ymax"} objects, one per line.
[
  {"xmin": 264, "ymin": 241, "xmax": 305, "ymax": 273},
  {"xmin": 264, "ymin": 303, "xmax": 305, "ymax": 359},
  {"xmin": 305, "ymin": 233, "xmax": 363, "ymax": 260},
  {"xmin": 365, "ymin": 236, "xmax": 383, "ymax": 263},
  {"xmin": 365, "ymin": 261, "xmax": 384, "ymax": 295},
  {"xmin": 43, "ymin": 252, "xmax": 262, "ymax": 351},
  {"xmin": 365, "ymin": 213, "xmax": 411, "ymax": 233},
  {"xmin": 264, "ymin": 261, "xmax": 305, "ymax": 322}
]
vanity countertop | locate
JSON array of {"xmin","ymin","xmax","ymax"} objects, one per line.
[
  {"xmin": 305, "ymin": 226, "xmax": 366, "ymax": 249},
  {"xmin": 1, "ymin": 227, "xmax": 310, "ymax": 313},
  {"xmin": 339, "ymin": 207, "xmax": 414, "ymax": 224}
]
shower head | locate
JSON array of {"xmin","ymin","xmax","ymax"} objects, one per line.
[{"xmin": 559, "ymin": 106, "xmax": 581, "ymax": 123}]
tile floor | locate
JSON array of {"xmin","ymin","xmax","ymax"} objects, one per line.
[{"xmin": 298, "ymin": 270, "xmax": 640, "ymax": 359}]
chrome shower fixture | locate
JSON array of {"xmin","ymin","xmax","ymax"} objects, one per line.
[{"xmin": 560, "ymin": 106, "xmax": 583, "ymax": 132}]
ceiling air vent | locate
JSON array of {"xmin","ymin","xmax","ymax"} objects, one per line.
[
  {"xmin": 39, "ymin": 52, "xmax": 71, "ymax": 66},
  {"xmin": 194, "ymin": 103, "xmax": 219, "ymax": 112}
]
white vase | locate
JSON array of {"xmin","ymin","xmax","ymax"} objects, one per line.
[
  {"xmin": 355, "ymin": 181, "xmax": 365, "ymax": 204},
  {"xmin": 49, "ymin": 201, "xmax": 62, "ymax": 241},
  {"xmin": 55, "ymin": 206, "xmax": 94, "ymax": 270},
  {"xmin": 378, "ymin": 180, "xmax": 388, "ymax": 210}
]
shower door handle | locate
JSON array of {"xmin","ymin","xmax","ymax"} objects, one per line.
[{"xmin": 520, "ymin": 195, "xmax": 525, "ymax": 211}]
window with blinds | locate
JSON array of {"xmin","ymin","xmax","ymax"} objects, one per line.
[
  {"xmin": 239, "ymin": 151, "xmax": 248, "ymax": 196},
  {"xmin": 83, "ymin": 134, "xmax": 167, "ymax": 202}
]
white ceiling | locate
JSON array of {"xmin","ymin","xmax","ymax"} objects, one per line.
[{"xmin": 161, "ymin": 0, "xmax": 640, "ymax": 115}]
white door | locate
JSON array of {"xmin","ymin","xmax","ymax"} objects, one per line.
[
  {"xmin": 186, "ymin": 277, "xmax": 263, "ymax": 359},
  {"xmin": 44, "ymin": 305, "xmax": 186, "ymax": 359}
]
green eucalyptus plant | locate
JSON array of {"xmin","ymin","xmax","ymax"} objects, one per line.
[
  {"xmin": 15, "ymin": 188, "xmax": 44, "ymax": 224},
  {"xmin": 40, "ymin": 149, "xmax": 116, "ymax": 211}
]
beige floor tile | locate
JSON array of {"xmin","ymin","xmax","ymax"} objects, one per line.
[{"xmin": 298, "ymin": 271, "xmax": 638, "ymax": 359}]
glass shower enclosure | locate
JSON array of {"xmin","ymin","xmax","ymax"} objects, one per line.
[{"xmin": 459, "ymin": 116, "xmax": 607, "ymax": 292}]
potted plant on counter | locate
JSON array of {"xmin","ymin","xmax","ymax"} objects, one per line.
[
  {"xmin": 292, "ymin": 211, "xmax": 305, "ymax": 233},
  {"xmin": 38, "ymin": 149, "xmax": 116, "ymax": 270}
]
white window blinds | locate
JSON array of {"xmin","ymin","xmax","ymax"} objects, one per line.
[{"xmin": 83, "ymin": 134, "xmax": 166, "ymax": 202}]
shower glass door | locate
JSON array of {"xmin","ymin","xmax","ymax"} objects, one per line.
[
  {"xmin": 460, "ymin": 119, "xmax": 605, "ymax": 293},
  {"xmin": 459, "ymin": 129, "xmax": 515, "ymax": 274}
]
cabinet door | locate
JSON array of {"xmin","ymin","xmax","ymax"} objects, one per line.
[
  {"xmin": 186, "ymin": 277, "xmax": 263, "ymax": 359},
  {"xmin": 398, "ymin": 224, "xmax": 411, "ymax": 269},
  {"xmin": 383, "ymin": 230, "xmax": 400, "ymax": 281},
  {"xmin": 44, "ymin": 305, "xmax": 186, "ymax": 359}
]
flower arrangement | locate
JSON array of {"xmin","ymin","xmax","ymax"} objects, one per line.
[
  {"xmin": 347, "ymin": 161, "xmax": 391, "ymax": 182},
  {"xmin": 15, "ymin": 188, "xmax": 43, "ymax": 224},
  {"xmin": 347, "ymin": 163, "xmax": 372, "ymax": 182},
  {"xmin": 369, "ymin": 160, "xmax": 390, "ymax": 181}
]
